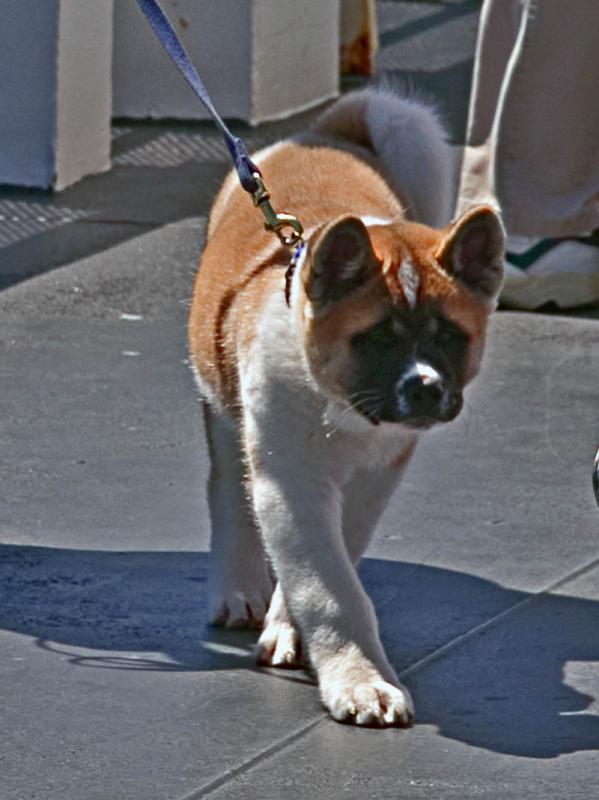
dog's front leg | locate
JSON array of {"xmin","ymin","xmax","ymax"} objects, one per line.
[{"xmin": 247, "ymin": 448, "xmax": 413, "ymax": 727}]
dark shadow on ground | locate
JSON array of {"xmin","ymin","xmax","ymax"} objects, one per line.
[{"xmin": 1, "ymin": 544, "xmax": 598, "ymax": 758}]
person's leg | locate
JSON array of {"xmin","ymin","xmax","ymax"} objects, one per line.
[
  {"xmin": 457, "ymin": 0, "xmax": 524, "ymax": 218},
  {"xmin": 458, "ymin": 0, "xmax": 599, "ymax": 307},
  {"xmin": 459, "ymin": 0, "xmax": 599, "ymax": 236}
]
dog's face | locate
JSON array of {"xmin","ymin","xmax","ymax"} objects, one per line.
[
  {"xmin": 297, "ymin": 206, "xmax": 505, "ymax": 429},
  {"xmin": 347, "ymin": 302, "xmax": 469, "ymax": 427}
]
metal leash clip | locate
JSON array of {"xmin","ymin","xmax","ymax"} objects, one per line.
[{"xmin": 251, "ymin": 173, "xmax": 304, "ymax": 248}]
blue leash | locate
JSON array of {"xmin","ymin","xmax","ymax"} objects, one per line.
[{"xmin": 134, "ymin": 0, "xmax": 303, "ymax": 249}]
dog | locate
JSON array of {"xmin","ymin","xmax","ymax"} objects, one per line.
[{"xmin": 188, "ymin": 88, "xmax": 505, "ymax": 727}]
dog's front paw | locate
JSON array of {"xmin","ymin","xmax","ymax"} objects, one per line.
[
  {"xmin": 255, "ymin": 619, "xmax": 304, "ymax": 668},
  {"xmin": 323, "ymin": 679, "xmax": 414, "ymax": 727}
]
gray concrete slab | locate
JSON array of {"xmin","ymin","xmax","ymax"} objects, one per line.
[
  {"xmin": 0, "ymin": 218, "xmax": 203, "ymax": 322},
  {"xmin": 0, "ymin": 622, "xmax": 320, "ymax": 800},
  {"xmin": 0, "ymin": 312, "xmax": 323, "ymax": 800},
  {"xmin": 208, "ymin": 562, "xmax": 599, "ymax": 800}
]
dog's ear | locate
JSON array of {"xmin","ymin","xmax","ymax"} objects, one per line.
[
  {"xmin": 435, "ymin": 205, "xmax": 505, "ymax": 299},
  {"xmin": 305, "ymin": 216, "xmax": 378, "ymax": 311}
]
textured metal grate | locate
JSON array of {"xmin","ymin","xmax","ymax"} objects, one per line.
[
  {"xmin": 0, "ymin": 201, "xmax": 90, "ymax": 248},
  {"xmin": 113, "ymin": 129, "xmax": 275, "ymax": 169},
  {"xmin": 111, "ymin": 125, "xmax": 134, "ymax": 140}
]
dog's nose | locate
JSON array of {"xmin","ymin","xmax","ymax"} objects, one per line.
[
  {"xmin": 402, "ymin": 374, "xmax": 444, "ymax": 415},
  {"xmin": 397, "ymin": 363, "xmax": 445, "ymax": 418}
]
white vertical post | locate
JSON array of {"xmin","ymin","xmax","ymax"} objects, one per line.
[
  {"xmin": 112, "ymin": 0, "xmax": 340, "ymax": 124},
  {"xmin": 113, "ymin": 0, "xmax": 253, "ymax": 121},
  {"xmin": 54, "ymin": 0, "xmax": 114, "ymax": 190},
  {"xmin": 0, "ymin": 0, "xmax": 113, "ymax": 190},
  {"xmin": 251, "ymin": 0, "xmax": 340, "ymax": 123}
]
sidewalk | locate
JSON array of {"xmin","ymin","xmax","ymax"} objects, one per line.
[{"xmin": 2, "ymin": 3, "xmax": 599, "ymax": 798}]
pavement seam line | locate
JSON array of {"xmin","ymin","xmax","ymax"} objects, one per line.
[
  {"xmin": 400, "ymin": 553, "xmax": 599, "ymax": 679},
  {"xmin": 176, "ymin": 553, "xmax": 599, "ymax": 797},
  {"xmin": 174, "ymin": 717, "xmax": 326, "ymax": 800}
]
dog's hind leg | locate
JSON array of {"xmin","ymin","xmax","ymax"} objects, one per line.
[{"xmin": 204, "ymin": 403, "xmax": 273, "ymax": 628}]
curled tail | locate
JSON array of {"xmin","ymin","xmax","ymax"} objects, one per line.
[{"xmin": 311, "ymin": 88, "xmax": 455, "ymax": 228}]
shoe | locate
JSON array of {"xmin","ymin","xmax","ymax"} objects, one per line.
[{"xmin": 501, "ymin": 230, "xmax": 599, "ymax": 309}]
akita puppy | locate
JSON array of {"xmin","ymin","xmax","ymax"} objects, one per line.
[{"xmin": 189, "ymin": 89, "xmax": 504, "ymax": 727}]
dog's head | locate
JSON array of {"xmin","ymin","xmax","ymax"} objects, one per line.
[{"xmin": 294, "ymin": 206, "xmax": 504, "ymax": 429}]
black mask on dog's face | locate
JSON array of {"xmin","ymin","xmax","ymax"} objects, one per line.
[{"xmin": 348, "ymin": 305, "xmax": 469, "ymax": 427}]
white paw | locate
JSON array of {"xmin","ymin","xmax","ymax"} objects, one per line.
[
  {"xmin": 255, "ymin": 619, "xmax": 304, "ymax": 668},
  {"xmin": 209, "ymin": 584, "xmax": 273, "ymax": 629},
  {"xmin": 324, "ymin": 680, "xmax": 414, "ymax": 727}
]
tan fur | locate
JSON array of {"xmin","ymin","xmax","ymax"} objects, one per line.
[{"xmin": 189, "ymin": 143, "xmax": 404, "ymax": 410}]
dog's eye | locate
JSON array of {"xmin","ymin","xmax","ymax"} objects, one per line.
[
  {"xmin": 352, "ymin": 318, "xmax": 398, "ymax": 349},
  {"xmin": 426, "ymin": 317, "xmax": 439, "ymax": 337},
  {"xmin": 370, "ymin": 320, "xmax": 396, "ymax": 346},
  {"xmin": 434, "ymin": 320, "xmax": 468, "ymax": 351},
  {"xmin": 391, "ymin": 318, "xmax": 406, "ymax": 337}
]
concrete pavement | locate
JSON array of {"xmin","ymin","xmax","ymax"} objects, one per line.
[{"xmin": 2, "ymin": 2, "xmax": 599, "ymax": 798}]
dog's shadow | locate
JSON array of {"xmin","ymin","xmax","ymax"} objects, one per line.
[{"xmin": 2, "ymin": 543, "xmax": 598, "ymax": 758}]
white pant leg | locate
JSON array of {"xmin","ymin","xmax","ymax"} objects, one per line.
[{"xmin": 458, "ymin": 0, "xmax": 599, "ymax": 238}]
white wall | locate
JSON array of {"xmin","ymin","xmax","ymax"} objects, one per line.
[
  {"xmin": 0, "ymin": 1, "xmax": 60, "ymax": 187},
  {"xmin": 55, "ymin": 0, "xmax": 114, "ymax": 190},
  {"xmin": 251, "ymin": 0, "xmax": 340, "ymax": 123},
  {"xmin": 0, "ymin": 0, "xmax": 113, "ymax": 190},
  {"xmin": 113, "ymin": 0, "xmax": 340, "ymax": 124},
  {"xmin": 113, "ymin": 0, "xmax": 253, "ymax": 120}
]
